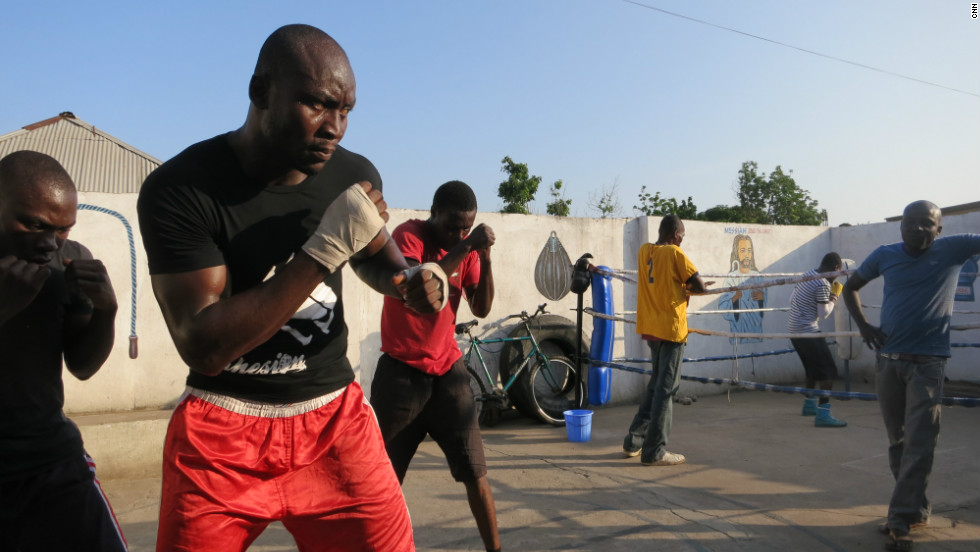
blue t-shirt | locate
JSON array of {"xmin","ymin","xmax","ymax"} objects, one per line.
[{"xmin": 856, "ymin": 234, "xmax": 980, "ymax": 356}]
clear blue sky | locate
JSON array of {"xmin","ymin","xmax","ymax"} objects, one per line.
[{"xmin": 2, "ymin": 1, "xmax": 977, "ymax": 226}]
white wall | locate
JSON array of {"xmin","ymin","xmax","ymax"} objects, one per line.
[
  {"xmin": 60, "ymin": 197, "xmax": 980, "ymax": 415},
  {"xmin": 63, "ymin": 192, "xmax": 185, "ymax": 414}
]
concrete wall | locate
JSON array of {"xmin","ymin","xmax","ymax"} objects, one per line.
[
  {"xmin": 61, "ymin": 197, "xmax": 980, "ymax": 416},
  {"xmin": 64, "ymin": 192, "xmax": 185, "ymax": 414}
]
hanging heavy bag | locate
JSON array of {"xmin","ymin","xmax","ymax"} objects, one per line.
[{"xmin": 534, "ymin": 231, "xmax": 573, "ymax": 300}]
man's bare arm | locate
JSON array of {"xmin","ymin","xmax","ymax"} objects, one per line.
[
  {"xmin": 842, "ymin": 273, "xmax": 886, "ymax": 350},
  {"xmin": 685, "ymin": 272, "xmax": 711, "ymax": 293},
  {"xmin": 466, "ymin": 250, "xmax": 494, "ymax": 318},
  {"xmin": 150, "ymin": 253, "xmax": 329, "ymax": 376}
]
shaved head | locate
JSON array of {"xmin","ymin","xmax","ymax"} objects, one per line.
[
  {"xmin": 0, "ymin": 150, "xmax": 76, "ymax": 207},
  {"xmin": 238, "ymin": 24, "xmax": 358, "ymax": 180},
  {"xmin": 658, "ymin": 215, "xmax": 682, "ymax": 238},
  {"xmin": 0, "ymin": 150, "xmax": 77, "ymax": 262},
  {"xmin": 254, "ymin": 24, "xmax": 352, "ymax": 85},
  {"xmin": 903, "ymin": 200, "xmax": 941, "ymax": 222},
  {"xmin": 901, "ymin": 200, "xmax": 943, "ymax": 253}
]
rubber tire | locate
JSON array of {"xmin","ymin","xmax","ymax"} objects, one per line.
[
  {"xmin": 499, "ymin": 314, "xmax": 590, "ymax": 423},
  {"xmin": 528, "ymin": 355, "xmax": 587, "ymax": 426}
]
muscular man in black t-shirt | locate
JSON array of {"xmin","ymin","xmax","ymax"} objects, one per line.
[
  {"xmin": 137, "ymin": 24, "xmax": 443, "ymax": 551},
  {"xmin": 0, "ymin": 150, "xmax": 126, "ymax": 551}
]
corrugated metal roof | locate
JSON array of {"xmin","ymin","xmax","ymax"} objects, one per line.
[{"xmin": 0, "ymin": 112, "xmax": 161, "ymax": 194}]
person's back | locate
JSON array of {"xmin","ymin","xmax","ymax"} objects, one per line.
[
  {"xmin": 635, "ymin": 242, "xmax": 692, "ymax": 342},
  {"xmin": 625, "ymin": 215, "xmax": 707, "ymax": 467},
  {"xmin": 787, "ymin": 270, "xmax": 828, "ymax": 333}
]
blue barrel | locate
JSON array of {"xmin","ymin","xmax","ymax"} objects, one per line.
[{"xmin": 588, "ymin": 266, "xmax": 614, "ymax": 405}]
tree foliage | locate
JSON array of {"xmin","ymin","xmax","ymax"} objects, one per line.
[
  {"xmin": 633, "ymin": 186, "xmax": 698, "ymax": 219},
  {"xmin": 630, "ymin": 161, "xmax": 826, "ymax": 225},
  {"xmin": 698, "ymin": 204, "xmax": 751, "ymax": 222},
  {"xmin": 735, "ymin": 161, "xmax": 825, "ymax": 225},
  {"xmin": 546, "ymin": 179, "xmax": 572, "ymax": 217},
  {"xmin": 497, "ymin": 156, "xmax": 541, "ymax": 214},
  {"xmin": 589, "ymin": 180, "xmax": 621, "ymax": 219}
]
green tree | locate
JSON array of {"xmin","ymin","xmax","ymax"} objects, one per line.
[
  {"xmin": 589, "ymin": 180, "xmax": 621, "ymax": 218},
  {"xmin": 699, "ymin": 204, "xmax": 753, "ymax": 222},
  {"xmin": 497, "ymin": 156, "xmax": 541, "ymax": 214},
  {"xmin": 735, "ymin": 161, "xmax": 825, "ymax": 225},
  {"xmin": 633, "ymin": 186, "xmax": 698, "ymax": 219},
  {"xmin": 545, "ymin": 179, "xmax": 572, "ymax": 217}
]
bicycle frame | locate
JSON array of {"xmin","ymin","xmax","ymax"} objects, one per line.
[
  {"xmin": 464, "ymin": 329, "xmax": 549, "ymax": 396},
  {"xmin": 459, "ymin": 303, "xmax": 586, "ymax": 426}
]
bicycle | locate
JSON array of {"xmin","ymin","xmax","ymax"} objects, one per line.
[{"xmin": 455, "ymin": 303, "xmax": 587, "ymax": 427}]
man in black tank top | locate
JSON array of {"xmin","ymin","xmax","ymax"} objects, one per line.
[{"xmin": 138, "ymin": 24, "xmax": 444, "ymax": 552}]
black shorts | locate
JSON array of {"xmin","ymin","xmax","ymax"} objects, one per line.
[
  {"xmin": 791, "ymin": 337, "xmax": 839, "ymax": 381},
  {"xmin": 0, "ymin": 453, "xmax": 128, "ymax": 552},
  {"xmin": 370, "ymin": 354, "xmax": 487, "ymax": 483}
]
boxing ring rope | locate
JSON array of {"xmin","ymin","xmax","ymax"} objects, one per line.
[{"xmin": 584, "ymin": 267, "xmax": 980, "ymax": 407}]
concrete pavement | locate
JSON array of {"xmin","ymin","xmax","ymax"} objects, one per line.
[{"xmin": 99, "ymin": 385, "xmax": 980, "ymax": 551}]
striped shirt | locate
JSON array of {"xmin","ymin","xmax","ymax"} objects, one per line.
[{"xmin": 787, "ymin": 269, "xmax": 831, "ymax": 333}]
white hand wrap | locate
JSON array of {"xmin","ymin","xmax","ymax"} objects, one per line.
[
  {"xmin": 302, "ymin": 184, "xmax": 386, "ymax": 273},
  {"xmin": 400, "ymin": 262, "xmax": 450, "ymax": 312}
]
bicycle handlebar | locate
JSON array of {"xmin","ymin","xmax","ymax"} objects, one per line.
[
  {"xmin": 503, "ymin": 303, "xmax": 549, "ymax": 322},
  {"xmin": 454, "ymin": 320, "xmax": 479, "ymax": 335}
]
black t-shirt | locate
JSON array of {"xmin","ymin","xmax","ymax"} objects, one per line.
[
  {"xmin": 0, "ymin": 242, "xmax": 93, "ymax": 481},
  {"xmin": 137, "ymin": 134, "xmax": 382, "ymax": 402}
]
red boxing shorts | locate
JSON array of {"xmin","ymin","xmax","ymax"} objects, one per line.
[{"xmin": 156, "ymin": 382, "xmax": 414, "ymax": 552}]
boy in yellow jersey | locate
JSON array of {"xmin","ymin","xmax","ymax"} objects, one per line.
[{"xmin": 623, "ymin": 215, "xmax": 710, "ymax": 465}]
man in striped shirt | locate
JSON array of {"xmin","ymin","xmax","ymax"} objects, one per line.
[{"xmin": 787, "ymin": 252, "xmax": 846, "ymax": 427}]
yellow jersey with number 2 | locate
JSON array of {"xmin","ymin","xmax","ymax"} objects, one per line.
[{"xmin": 636, "ymin": 243, "xmax": 699, "ymax": 343}]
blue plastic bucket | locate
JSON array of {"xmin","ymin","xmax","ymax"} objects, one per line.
[{"xmin": 563, "ymin": 409, "xmax": 593, "ymax": 442}]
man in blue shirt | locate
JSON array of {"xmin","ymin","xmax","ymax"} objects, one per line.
[{"xmin": 843, "ymin": 200, "xmax": 980, "ymax": 552}]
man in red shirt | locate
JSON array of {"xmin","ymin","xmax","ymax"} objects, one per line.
[{"xmin": 371, "ymin": 181, "xmax": 500, "ymax": 552}]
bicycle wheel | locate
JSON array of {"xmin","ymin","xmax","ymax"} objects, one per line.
[
  {"xmin": 499, "ymin": 314, "xmax": 589, "ymax": 423},
  {"xmin": 527, "ymin": 354, "xmax": 587, "ymax": 426}
]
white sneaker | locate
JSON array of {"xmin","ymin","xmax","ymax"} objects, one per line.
[
  {"xmin": 623, "ymin": 448, "xmax": 641, "ymax": 458},
  {"xmin": 642, "ymin": 451, "xmax": 686, "ymax": 466}
]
